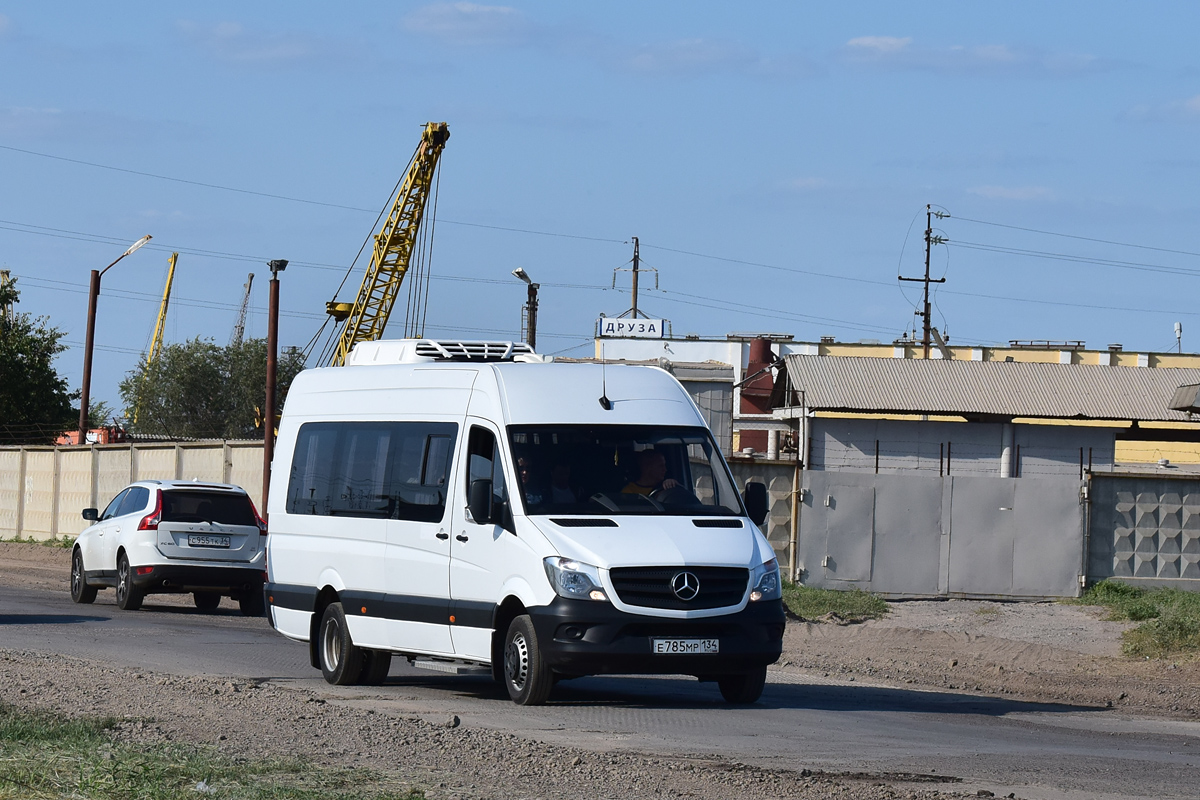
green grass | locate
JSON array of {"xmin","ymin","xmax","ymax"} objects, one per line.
[
  {"xmin": 0, "ymin": 535, "xmax": 73, "ymax": 548},
  {"xmin": 782, "ymin": 581, "xmax": 889, "ymax": 623},
  {"xmin": 1074, "ymin": 580, "xmax": 1200, "ymax": 658},
  {"xmin": 0, "ymin": 703, "xmax": 424, "ymax": 800}
]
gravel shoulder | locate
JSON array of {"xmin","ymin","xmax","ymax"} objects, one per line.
[{"xmin": 3, "ymin": 540, "xmax": 1199, "ymax": 799}]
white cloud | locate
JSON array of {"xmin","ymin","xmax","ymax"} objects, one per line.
[
  {"xmin": 967, "ymin": 185, "xmax": 1054, "ymax": 201},
  {"xmin": 177, "ymin": 20, "xmax": 349, "ymax": 65},
  {"xmin": 0, "ymin": 107, "xmax": 65, "ymax": 139},
  {"xmin": 841, "ymin": 35, "xmax": 1105, "ymax": 76},
  {"xmin": 1126, "ymin": 93, "xmax": 1200, "ymax": 123},
  {"xmin": 846, "ymin": 36, "xmax": 911, "ymax": 55},
  {"xmin": 624, "ymin": 38, "xmax": 757, "ymax": 76},
  {"xmin": 402, "ymin": 3, "xmax": 534, "ymax": 47}
]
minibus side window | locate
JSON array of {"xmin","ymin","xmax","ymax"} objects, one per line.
[{"xmin": 286, "ymin": 422, "xmax": 458, "ymax": 522}]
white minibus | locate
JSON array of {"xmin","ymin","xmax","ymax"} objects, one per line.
[{"xmin": 264, "ymin": 340, "xmax": 783, "ymax": 705}]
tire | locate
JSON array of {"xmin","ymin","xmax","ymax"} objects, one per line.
[
  {"xmin": 70, "ymin": 549, "xmax": 97, "ymax": 604},
  {"xmin": 239, "ymin": 587, "xmax": 265, "ymax": 617},
  {"xmin": 717, "ymin": 666, "xmax": 767, "ymax": 704},
  {"xmin": 115, "ymin": 553, "xmax": 144, "ymax": 611},
  {"xmin": 358, "ymin": 650, "xmax": 392, "ymax": 685},
  {"xmin": 503, "ymin": 615, "xmax": 553, "ymax": 706},
  {"xmin": 318, "ymin": 603, "xmax": 363, "ymax": 686},
  {"xmin": 193, "ymin": 592, "xmax": 221, "ymax": 612}
]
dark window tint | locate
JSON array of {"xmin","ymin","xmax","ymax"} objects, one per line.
[
  {"xmin": 162, "ymin": 491, "xmax": 256, "ymax": 526},
  {"xmin": 100, "ymin": 489, "xmax": 129, "ymax": 521},
  {"xmin": 116, "ymin": 487, "xmax": 150, "ymax": 517},
  {"xmin": 467, "ymin": 426, "xmax": 507, "ymax": 507},
  {"xmin": 286, "ymin": 422, "xmax": 458, "ymax": 522}
]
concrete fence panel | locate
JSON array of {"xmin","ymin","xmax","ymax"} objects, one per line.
[
  {"xmin": 133, "ymin": 446, "xmax": 177, "ymax": 482},
  {"xmin": 57, "ymin": 449, "xmax": 94, "ymax": 538},
  {"xmin": 22, "ymin": 450, "xmax": 56, "ymax": 540},
  {"xmin": 0, "ymin": 450, "xmax": 20, "ymax": 535},
  {"xmin": 178, "ymin": 445, "xmax": 225, "ymax": 483},
  {"xmin": 96, "ymin": 447, "xmax": 133, "ymax": 506}
]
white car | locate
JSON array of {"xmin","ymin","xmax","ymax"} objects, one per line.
[{"xmin": 71, "ymin": 480, "xmax": 267, "ymax": 615}]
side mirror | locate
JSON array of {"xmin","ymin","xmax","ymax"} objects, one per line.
[
  {"xmin": 743, "ymin": 482, "xmax": 768, "ymax": 526},
  {"xmin": 467, "ymin": 479, "xmax": 494, "ymax": 524},
  {"xmin": 82, "ymin": 508, "xmax": 98, "ymax": 522}
]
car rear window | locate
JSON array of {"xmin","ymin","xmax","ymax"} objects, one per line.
[{"xmin": 161, "ymin": 491, "xmax": 256, "ymax": 526}]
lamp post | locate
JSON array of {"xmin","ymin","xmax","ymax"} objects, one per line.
[
  {"xmin": 78, "ymin": 234, "xmax": 152, "ymax": 442},
  {"xmin": 262, "ymin": 259, "xmax": 287, "ymax": 517},
  {"xmin": 511, "ymin": 268, "xmax": 539, "ymax": 350}
]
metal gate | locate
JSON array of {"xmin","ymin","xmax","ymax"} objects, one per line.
[{"xmin": 1087, "ymin": 473, "xmax": 1200, "ymax": 590}]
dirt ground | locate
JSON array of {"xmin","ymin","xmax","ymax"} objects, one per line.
[{"xmin": 3, "ymin": 540, "xmax": 1199, "ymax": 799}]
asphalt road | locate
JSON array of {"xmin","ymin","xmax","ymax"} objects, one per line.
[{"xmin": 3, "ymin": 583, "xmax": 1199, "ymax": 800}]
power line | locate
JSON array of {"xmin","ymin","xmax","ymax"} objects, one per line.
[
  {"xmin": 950, "ymin": 240, "xmax": 1200, "ymax": 278},
  {"xmin": 952, "ymin": 215, "xmax": 1200, "ymax": 259}
]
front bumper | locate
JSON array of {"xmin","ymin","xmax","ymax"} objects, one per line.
[
  {"xmin": 131, "ymin": 563, "xmax": 264, "ymax": 595},
  {"xmin": 528, "ymin": 596, "xmax": 785, "ymax": 677}
]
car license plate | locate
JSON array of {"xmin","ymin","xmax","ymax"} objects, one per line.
[
  {"xmin": 188, "ymin": 534, "xmax": 231, "ymax": 548},
  {"xmin": 652, "ymin": 638, "xmax": 719, "ymax": 654}
]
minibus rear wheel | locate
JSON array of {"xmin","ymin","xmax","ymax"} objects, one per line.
[
  {"xmin": 318, "ymin": 602, "xmax": 364, "ymax": 685},
  {"xmin": 504, "ymin": 615, "xmax": 553, "ymax": 705}
]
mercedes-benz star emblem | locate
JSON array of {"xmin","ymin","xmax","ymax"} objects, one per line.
[{"xmin": 671, "ymin": 571, "xmax": 700, "ymax": 601}]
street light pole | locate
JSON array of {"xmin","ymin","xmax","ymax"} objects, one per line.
[
  {"xmin": 78, "ymin": 234, "xmax": 151, "ymax": 442},
  {"xmin": 262, "ymin": 259, "xmax": 287, "ymax": 518},
  {"xmin": 511, "ymin": 268, "xmax": 539, "ymax": 350}
]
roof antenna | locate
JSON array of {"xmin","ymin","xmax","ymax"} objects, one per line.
[{"xmin": 599, "ymin": 338, "xmax": 612, "ymax": 410}]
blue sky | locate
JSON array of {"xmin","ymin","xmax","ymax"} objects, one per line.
[{"xmin": 4, "ymin": 2, "xmax": 1200, "ymax": 408}]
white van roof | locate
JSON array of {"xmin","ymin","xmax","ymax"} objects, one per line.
[{"xmin": 284, "ymin": 341, "xmax": 705, "ymax": 428}]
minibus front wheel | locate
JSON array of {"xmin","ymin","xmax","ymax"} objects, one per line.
[{"xmin": 504, "ymin": 615, "xmax": 553, "ymax": 705}]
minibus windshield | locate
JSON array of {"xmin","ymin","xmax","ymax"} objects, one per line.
[{"xmin": 508, "ymin": 425, "xmax": 744, "ymax": 516}]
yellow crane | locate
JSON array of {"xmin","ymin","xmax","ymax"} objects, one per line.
[
  {"xmin": 325, "ymin": 121, "xmax": 450, "ymax": 366},
  {"xmin": 132, "ymin": 252, "xmax": 177, "ymax": 424},
  {"xmin": 147, "ymin": 252, "xmax": 178, "ymax": 367}
]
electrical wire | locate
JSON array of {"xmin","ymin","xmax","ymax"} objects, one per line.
[
  {"xmin": 951, "ymin": 215, "xmax": 1200, "ymax": 259},
  {"xmin": 949, "ymin": 240, "xmax": 1200, "ymax": 278}
]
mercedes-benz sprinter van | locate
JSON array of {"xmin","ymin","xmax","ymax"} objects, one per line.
[{"xmin": 264, "ymin": 339, "xmax": 783, "ymax": 705}]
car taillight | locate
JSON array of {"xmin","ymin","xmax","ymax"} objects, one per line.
[
  {"xmin": 137, "ymin": 490, "xmax": 162, "ymax": 531},
  {"xmin": 250, "ymin": 499, "xmax": 268, "ymax": 535}
]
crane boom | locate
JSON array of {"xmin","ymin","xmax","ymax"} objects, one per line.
[
  {"xmin": 147, "ymin": 252, "xmax": 178, "ymax": 366},
  {"xmin": 229, "ymin": 272, "xmax": 255, "ymax": 348},
  {"xmin": 325, "ymin": 121, "xmax": 449, "ymax": 366}
]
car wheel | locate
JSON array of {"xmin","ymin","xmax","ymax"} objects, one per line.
[
  {"xmin": 503, "ymin": 614, "xmax": 553, "ymax": 706},
  {"xmin": 193, "ymin": 592, "xmax": 221, "ymax": 612},
  {"xmin": 70, "ymin": 549, "xmax": 97, "ymax": 604},
  {"xmin": 318, "ymin": 602, "xmax": 363, "ymax": 686},
  {"xmin": 358, "ymin": 650, "xmax": 392, "ymax": 685},
  {"xmin": 238, "ymin": 587, "xmax": 265, "ymax": 617},
  {"xmin": 115, "ymin": 553, "xmax": 144, "ymax": 611},
  {"xmin": 717, "ymin": 666, "xmax": 767, "ymax": 704}
]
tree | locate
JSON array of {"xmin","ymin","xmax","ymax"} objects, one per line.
[
  {"xmin": 0, "ymin": 277, "xmax": 75, "ymax": 445},
  {"xmin": 120, "ymin": 337, "xmax": 307, "ymax": 440}
]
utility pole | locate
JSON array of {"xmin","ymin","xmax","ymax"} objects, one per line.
[
  {"xmin": 899, "ymin": 205, "xmax": 947, "ymax": 359},
  {"xmin": 262, "ymin": 259, "xmax": 287, "ymax": 518},
  {"xmin": 630, "ymin": 237, "xmax": 640, "ymax": 319}
]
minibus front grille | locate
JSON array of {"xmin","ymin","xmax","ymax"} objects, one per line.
[
  {"xmin": 608, "ymin": 566, "xmax": 748, "ymax": 610},
  {"xmin": 692, "ymin": 519, "xmax": 743, "ymax": 528},
  {"xmin": 550, "ymin": 518, "xmax": 618, "ymax": 527}
]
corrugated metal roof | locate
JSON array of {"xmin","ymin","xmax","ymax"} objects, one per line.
[{"xmin": 782, "ymin": 355, "xmax": 1200, "ymax": 421}]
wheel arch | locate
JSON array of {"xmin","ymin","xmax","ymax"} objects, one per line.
[
  {"xmin": 308, "ymin": 585, "xmax": 341, "ymax": 669},
  {"xmin": 490, "ymin": 595, "xmax": 528, "ymax": 681}
]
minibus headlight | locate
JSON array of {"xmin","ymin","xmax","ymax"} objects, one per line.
[
  {"xmin": 543, "ymin": 557, "xmax": 608, "ymax": 602},
  {"xmin": 749, "ymin": 558, "xmax": 781, "ymax": 602}
]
